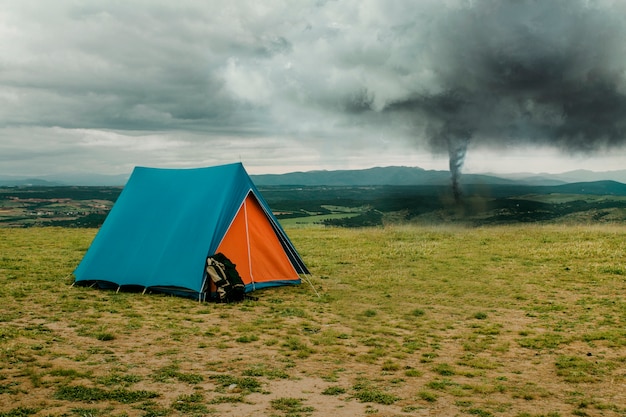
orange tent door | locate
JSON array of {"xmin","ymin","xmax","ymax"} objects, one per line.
[{"xmin": 216, "ymin": 194, "xmax": 299, "ymax": 289}]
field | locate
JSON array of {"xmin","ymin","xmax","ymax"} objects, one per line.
[
  {"xmin": 0, "ymin": 187, "xmax": 118, "ymax": 228},
  {"xmin": 3, "ymin": 184, "xmax": 626, "ymax": 228},
  {"xmin": 1, "ymin": 225, "xmax": 625, "ymax": 417}
]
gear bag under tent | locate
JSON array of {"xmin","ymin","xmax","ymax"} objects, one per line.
[{"xmin": 73, "ymin": 163, "xmax": 309, "ymax": 300}]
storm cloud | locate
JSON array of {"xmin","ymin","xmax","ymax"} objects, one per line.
[
  {"xmin": 2, "ymin": 0, "xmax": 626, "ymax": 177},
  {"xmin": 380, "ymin": 0, "xmax": 626, "ymax": 197}
]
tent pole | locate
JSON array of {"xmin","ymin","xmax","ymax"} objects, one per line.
[
  {"xmin": 200, "ymin": 275, "xmax": 208, "ymax": 302},
  {"xmin": 142, "ymin": 287, "xmax": 147, "ymax": 295},
  {"xmin": 243, "ymin": 197, "xmax": 255, "ymax": 291},
  {"xmin": 116, "ymin": 286, "xmax": 120, "ymax": 294}
]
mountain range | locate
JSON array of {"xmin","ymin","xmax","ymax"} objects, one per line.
[
  {"xmin": 1, "ymin": 166, "xmax": 625, "ymax": 187},
  {"xmin": 251, "ymin": 166, "xmax": 626, "ymax": 187}
]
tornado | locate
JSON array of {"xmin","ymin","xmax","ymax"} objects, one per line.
[{"xmin": 447, "ymin": 135, "xmax": 469, "ymax": 203}]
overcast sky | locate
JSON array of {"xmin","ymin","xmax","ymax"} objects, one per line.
[{"xmin": 2, "ymin": 0, "xmax": 626, "ymax": 177}]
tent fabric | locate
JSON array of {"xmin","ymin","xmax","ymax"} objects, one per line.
[
  {"xmin": 216, "ymin": 194, "xmax": 301, "ymax": 292},
  {"xmin": 74, "ymin": 163, "xmax": 308, "ymax": 298}
]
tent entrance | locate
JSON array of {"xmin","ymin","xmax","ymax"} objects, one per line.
[{"xmin": 216, "ymin": 193, "xmax": 300, "ymax": 291}]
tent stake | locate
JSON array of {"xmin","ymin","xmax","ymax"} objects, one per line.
[
  {"xmin": 142, "ymin": 287, "xmax": 147, "ymax": 295},
  {"xmin": 116, "ymin": 286, "xmax": 121, "ymax": 293}
]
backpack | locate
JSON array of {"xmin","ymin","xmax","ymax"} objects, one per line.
[{"xmin": 205, "ymin": 252, "xmax": 245, "ymax": 302}]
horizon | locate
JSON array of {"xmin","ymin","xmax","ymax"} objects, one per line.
[
  {"xmin": 2, "ymin": 164, "xmax": 626, "ymax": 188},
  {"xmin": 2, "ymin": 147, "xmax": 626, "ymax": 179}
]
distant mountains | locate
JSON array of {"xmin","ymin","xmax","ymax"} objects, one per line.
[
  {"xmin": 250, "ymin": 166, "xmax": 626, "ymax": 187},
  {"xmin": 545, "ymin": 180, "xmax": 626, "ymax": 195},
  {"xmin": 251, "ymin": 166, "xmax": 514, "ymax": 186},
  {"xmin": 0, "ymin": 173, "xmax": 129, "ymax": 187},
  {"xmin": 1, "ymin": 166, "xmax": 625, "ymax": 187}
]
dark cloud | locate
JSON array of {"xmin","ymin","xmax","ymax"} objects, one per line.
[{"xmin": 381, "ymin": 0, "xmax": 626, "ymax": 197}]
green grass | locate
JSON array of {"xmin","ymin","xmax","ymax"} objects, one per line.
[
  {"xmin": 352, "ymin": 379, "xmax": 400, "ymax": 405},
  {"xmin": 170, "ymin": 392, "xmax": 210, "ymax": 414},
  {"xmin": 0, "ymin": 407, "xmax": 39, "ymax": 417},
  {"xmin": 209, "ymin": 374, "xmax": 262, "ymax": 393},
  {"xmin": 54, "ymin": 385, "xmax": 159, "ymax": 403},
  {"xmin": 242, "ymin": 363, "xmax": 290, "ymax": 379},
  {"xmin": 151, "ymin": 363, "xmax": 204, "ymax": 384},
  {"xmin": 418, "ymin": 390, "xmax": 438, "ymax": 402},
  {"xmin": 270, "ymin": 397, "xmax": 315, "ymax": 414},
  {"xmin": 279, "ymin": 212, "xmax": 361, "ymax": 227},
  {"xmin": 321, "ymin": 386, "xmax": 346, "ymax": 395},
  {"xmin": 0, "ymin": 225, "xmax": 625, "ymax": 416}
]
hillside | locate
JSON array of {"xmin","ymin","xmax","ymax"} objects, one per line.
[
  {"xmin": 251, "ymin": 166, "xmax": 518, "ymax": 186},
  {"xmin": 251, "ymin": 166, "xmax": 626, "ymax": 187}
]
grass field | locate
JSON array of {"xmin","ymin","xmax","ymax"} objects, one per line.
[{"xmin": 0, "ymin": 225, "xmax": 624, "ymax": 417}]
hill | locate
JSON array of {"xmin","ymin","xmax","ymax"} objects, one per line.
[
  {"xmin": 497, "ymin": 168, "xmax": 626, "ymax": 184},
  {"xmin": 0, "ymin": 173, "xmax": 129, "ymax": 187},
  {"xmin": 251, "ymin": 166, "xmax": 626, "ymax": 187},
  {"xmin": 251, "ymin": 166, "xmax": 517, "ymax": 186},
  {"xmin": 0, "ymin": 178, "xmax": 64, "ymax": 187},
  {"xmin": 461, "ymin": 180, "xmax": 626, "ymax": 198}
]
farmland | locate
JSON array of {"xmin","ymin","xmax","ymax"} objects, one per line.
[
  {"xmin": 2, "ymin": 183, "xmax": 626, "ymax": 228},
  {"xmin": 0, "ymin": 187, "xmax": 119, "ymax": 228},
  {"xmin": 1, "ymin": 225, "xmax": 625, "ymax": 416}
]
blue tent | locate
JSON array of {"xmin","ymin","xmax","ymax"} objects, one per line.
[{"xmin": 74, "ymin": 163, "xmax": 308, "ymax": 299}]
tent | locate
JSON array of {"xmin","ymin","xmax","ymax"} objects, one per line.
[{"xmin": 74, "ymin": 163, "xmax": 309, "ymax": 300}]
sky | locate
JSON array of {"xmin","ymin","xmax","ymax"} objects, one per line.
[{"xmin": 2, "ymin": 0, "xmax": 626, "ymax": 178}]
